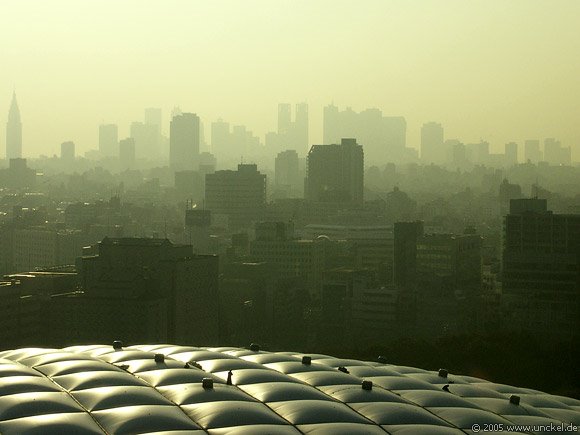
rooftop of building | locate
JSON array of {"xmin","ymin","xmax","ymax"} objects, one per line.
[{"xmin": 0, "ymin": 343, "xmax": 578, "ymax": 434}]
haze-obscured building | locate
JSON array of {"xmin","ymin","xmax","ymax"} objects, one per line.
[
  {"xmin": 502, "ymin": 198, "xmax": 580, "ymax": 341},
  {"xmin": 306, "ymin": 138, "xmax": 363, "ymax": 206},
  {"xmin": 205, "ymin": 164, "xmax": 266, "ymax": 230},
  {"xmin": 170, "ymin": 113, "xmax": 200, "ymax": 171},
  {"xmin": 99, "ymin": 124, "xmax": 118, "ymax": 157}
]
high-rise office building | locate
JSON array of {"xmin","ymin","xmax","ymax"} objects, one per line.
[
  {"xmin": 266, "ymin": 103, "xmax": 309, "ymax": 154},
  {"xmin": 502, "ymin": 199, "xmax": 580, "ymax": 340},
  {"xmin": 60, "ymin": 141, "xmax": 75, "ymax": 161},
  {"xmin": 294, "ymin": 103, "xmax": 309, "ymax": 151},
  {"xmin": 144, "ymin": 107, "xmax": 163, "ymax": 157},
  {"xmin": 98, "ymin": 124, "xmax": 118, "ymax": 157},
  {"xmin": 505, "ymin": 142, "xmax": 518, "ymax": 166},
  {"xmin": 275, "ymin": 150, "xmax": 301, "ymax": 197},
  {"xmin": 119, "ymin": 137, "xmax": 136, "ymax": 169},
  {"xmin": 278, "ymin": 103, "xmax": 292, "ymax": 136},
  {"xmin": 323, "ymin": 104, "xmax": 406, "ymax": 164},
  {"xmin": 420, "ymin": 122, "xmax": 444, "ymax": 164},
  {"xmin": 130, "ymin": 121, "xmax": 158, "ymax": 159},
  {"xmin": 170, "ymin": 113, "xmax": 200, "ymax": 171},
  {"xmin": 144, "ymin": 107, "xmax": 162, "ymax": 131},
  {"xmin": 211, "ymin": 119, "xmax": 230, "ymax": 157},
  {"xmin": 205, "ymin": 164, "xmax": 266, "ymax": 229},
  {"xmin": 6, "ymin": 92, "xmax": 22, "ymax": 159},
  {"xmin": 524, "ymin": 139, "xmax": 542, "ymax": 163},
  {"xmin": 305, "ymin": 138, "xmax": 364, "ymax": 205},
  {"xmin": 543, "ymin": 138, "xmax": 571, "ymax": 166}
]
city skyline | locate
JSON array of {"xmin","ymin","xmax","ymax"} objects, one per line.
[{"xmin": 1, "ymin": 1, "xmax": 579, "ymax": 157}]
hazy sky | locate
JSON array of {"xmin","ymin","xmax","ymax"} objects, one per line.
[{"xmin": 1, "ymin": 0, "xmax": 579, "ymax": 159}]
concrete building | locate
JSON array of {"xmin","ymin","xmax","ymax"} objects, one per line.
[
  {"xmin": 543, "ymin": 138, "xmax": 571, "ymax": 166},
  {"xmin": 502, "ymin": 199, "xmax": 580, "ymax": 341},
  {"xmin": 250, "ymin": 222, "xmax": 347, "ymax": 297},
  {"xmin": 80, "ymin": 237, "xmax": 219, "ymax": 344},
  {"xmin": 131, "ymin": 121, "xmax": 159, "ymax": 159},
  {"xmin": 274, "ymin": 150, "xmax": 301, "ymax": 198},
  {"xmin": 170, "ymin": 113, "xmax": 200, "ymax": 171},
  {"xmin": 306, "ymin": 138, "xmax": 364, "ymax": 206},
  {"xmin": 303, "ymin": 224, "xmax": 394, "ymax": 283},
  {"xmin": 323, "ymin": 104, "xmax": 406, "ymax": 164},
  {"xmin": 504, "ymin": 142, "xmax": 518, "ymax": 166},
  {"xmin": 60, "ymin": 141, "xmax": 75, "ymax": 161},
  {"xmin": 415, "ymin": 232, "xmax": 483, "ymax": 337},
  {"xmin": 99, "ymin": 124, "xmax": 118, "ymax": 157},
  {"xmin": 421, "ymin": 122, "xmax": 444, "ymax": 165},
  {"xmin": 205, "ymin": 164, "xmax": 266, "ymax": 230},
  {"xmin": 119, "ymin": 137, "xmax": 136, "ymax": 169},
  {"xmin": 524, "ymin": 139, "xmax": 542, "ymax": 163}
]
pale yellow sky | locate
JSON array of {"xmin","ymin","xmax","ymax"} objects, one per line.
[{"xmin": 1, "ymin": 0, "xmax": 579, "ymax": 159}]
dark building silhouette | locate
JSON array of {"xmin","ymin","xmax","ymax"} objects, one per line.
[
  {"xmin": 60, "ymin": 141, "xmax": 75, "ymax": 161},
  {"xmin": 98, "ymin": 124, "xmax": 118, "ymax": 157},
  {"xmin": 415, "ymin": 232, "xmax": 483, "ymax": 337},
  {"xmin": 502, "ymin": 199, "xmax": 580, "ymax": 341},
  {"xmin": 305, "ymin": 138, "xmax": 364, "ymax": 206},
  {"xmin": 119, "ymin": 137, "xmax": 136, "ymax": 169},
  {"xmin": 170, "ymin": 113, "xmax": 200, "ymax": 171},
  {"xmin": 421, "ymin": 122, "xmax": 444, "ymax": 164},
  {"xmin": 393, "ymin": 221, "xmax": 424, "ymax": 290},
  {"xmin": 79, "ymin": 237, "xmax": 219, "ymax": 344},
  {"xmin": 6, "ymin": 91, "xmax": 22, "ymax": 159},
  {"xmin": 205, "ymin": 164, "xmax": 266, "ymax": 230}
]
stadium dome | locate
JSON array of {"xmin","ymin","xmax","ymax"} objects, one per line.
[{"xmin": 0, "ymin": 344, "xmax": 579, "ymax": 434}]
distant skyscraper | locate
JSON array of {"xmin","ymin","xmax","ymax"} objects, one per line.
[
  {"xmin": 266, "ymin": 103, "xmax": 309, "ymax": 154},
  {"xmin": 323, "ymin": 104, "xmax": 406, "ymax": 163},
  {"xmin": 504, "ymin": 142, "xmax": 518, "ymax": 166},
  {"xmin": 543, "ymin": 138, "xmax": 571, "ymax": 166},
  {"xmin": 99, "ymin": 124, "xmax": 118, "ymax": 157},
  {"xmin": 170, "ymin": 113, "xmax": 200, "ymax": 171},
  {"xmin": 420, "ymin": 122, "xmax": 444, "ymax": 164},
  {"xmin": 60, "ymin": 141, "xmax": 75, "ymax": 161},
  {"xmin": 306, "ymin": 138, "xmax": 364, "ymax": 205},
  {"xmin": 211, "ymin": 119, "xmax": 231, "ymax": 157},
  {"xmin": 130, "ymin": 121, "xmax": 158, "ymax": 159},
  {"xmin": 278, "ymin": 103, "xmax": 292, "ymax": 136},
  {"xmin": 524, "ymin": 140, "xmax": 541, "ymax": 163},
  {"xmin": 119, "ymin": 137, "xmax": 136, "ymax": 169},
  {"xmin": 275, "ymin": 150, "xmax": 301, "ymax": 197},
  {"xmin": 144, "ymin": 107, "xmax": 163, "ymax": 156},
  {"xmin": 6, "ymin": 92, "xmax": 22, "ymax": 159},
  {"xmin": 144, "ymin": 108, "xmax": 162, "ymax": 131},
  {"xmin": 294, "ymin": 103, "xmax": 309, "ymax": 151}
]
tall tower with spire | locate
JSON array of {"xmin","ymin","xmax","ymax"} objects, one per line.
[{"xmin": 6, "ymin": 92, "xmax": 22, "ymax": 159}]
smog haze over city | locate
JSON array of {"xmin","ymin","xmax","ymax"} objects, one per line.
[
  {"xmin": 0, "ymin": 2, "xmax": 579, "ymax": 430},
  {"xmin": 1, "ymin": 0, "xmax": 580, "ymax": 157}
]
